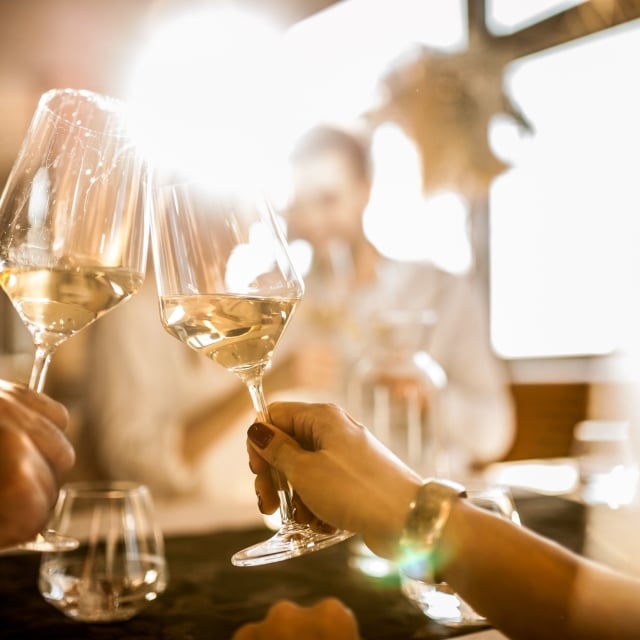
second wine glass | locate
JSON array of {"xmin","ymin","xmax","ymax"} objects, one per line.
[
  {"xmin": 0, "ymin": 88, "xmax": 148, "ymax": 552},
  {"xmin": 149, "ymin": 180, "xmax": 351, "ymax": 566}
]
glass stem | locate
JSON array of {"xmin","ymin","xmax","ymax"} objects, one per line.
[
  {"xmin": 29, "ymin": 346, "xmax": 54, "ymax": 393},
  {"xmin": 244, "ymin": 371, "xmax": 296, "ymax": 527}
]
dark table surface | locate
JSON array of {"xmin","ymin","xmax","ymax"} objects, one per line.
[{"xmin": 0, "ymin": 493, "xmax": 585, "ymax": 640}]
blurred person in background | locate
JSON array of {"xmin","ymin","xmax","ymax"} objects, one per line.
[
  {"xmin": 276, "ymin": 124, "xmax": 515, "ymax": 475},
  {"xmin": 83, "ymin": 270, "xmax": 266, "ymax": 515},
  {"xmin": 0, "ymin": 1, "xmax": 512, "ymax": 504},
  {"xmin": 83, "ymin": 122, "xmax": 514, "ymax": 506}
]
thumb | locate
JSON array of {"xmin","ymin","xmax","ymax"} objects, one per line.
[{"xmin": 247, "ymin": 421, "xmax": 304, "ymax": 478}]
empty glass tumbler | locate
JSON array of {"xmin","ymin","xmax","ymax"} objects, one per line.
[{"xmin": 39, "ymin": 482, "xmax": 168, "ymax": 623}]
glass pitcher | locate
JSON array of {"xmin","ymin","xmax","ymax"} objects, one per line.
[{"xmin": 347, "ymin": 309, "xmax": 448, "ymax": 477}]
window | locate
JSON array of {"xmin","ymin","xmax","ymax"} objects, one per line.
[
  {"xmin": 286, "ymin": 1, "xmax": 640, "ymax": 359},
  {"xmin": 490, "ymin": 20, "xmax": 640, "ymax": 358},
  {"xmin": 487, "ymin": 0, "xmax": 586, "ymax": 35}
]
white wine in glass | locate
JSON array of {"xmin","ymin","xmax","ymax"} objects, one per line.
[
  {"xmin": 150, "ymin": 181, "xmax": 352, "ymax": 566},
  {"xmin": 0, "ymin": 89, "xmax": 148, "ymax": 551}
]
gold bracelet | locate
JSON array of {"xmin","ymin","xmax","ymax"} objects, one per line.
[{"xmin": 397, "ymin": 479, "xmax": 466, "ymax": 581}]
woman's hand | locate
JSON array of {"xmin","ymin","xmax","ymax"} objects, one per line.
[
  {"xmin": 0, "ymin": 381, "xmax": 73, "ymax": 548},
  {"xmin": 246, "ymin": 401, "xmax": 421, "ymax": 557},
  {"xmin": 231, "ymin": 598, "xmax": 359, "ymax": 640}
]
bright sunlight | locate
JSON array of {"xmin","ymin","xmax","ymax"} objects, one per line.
[
  {"xmin": 126, "ymin": 6, "xmax": 285, "ymax": 188},
  {"xmin": 126, "ymin": 0, "xmax": 640, "ymax": 359}
]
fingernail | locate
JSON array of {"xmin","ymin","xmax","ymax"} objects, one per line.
[{"xmin": 248, "ymin": 422, "xmax": 275, "ymax": 449}]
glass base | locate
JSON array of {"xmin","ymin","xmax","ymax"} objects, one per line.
[
  {"xmin": 231, "ymin": 523, "xmax": 353, "ymax": 567},
  {"xmin": 401, "ymin": 576, "xmax": 489, "ymax": 628},
  {"xmin": 14, "ymin": 529, "xmax": 79, "ymax": 553}
]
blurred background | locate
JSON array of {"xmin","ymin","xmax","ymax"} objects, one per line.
[{"xmin": 1, "ymin": 0, "xmax": 640, "ymax": 475}]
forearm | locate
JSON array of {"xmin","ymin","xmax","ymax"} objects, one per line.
[
  {"xmin": 439, "ymin": 498, "xmax": 640, "ymax": 640},
  {"xmin": 249, "ymin": 400, "xmax": 640, "ymax": 640}
]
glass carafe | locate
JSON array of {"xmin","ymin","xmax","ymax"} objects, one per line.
[{"xmin": 347, "ymin": 310, "xmax": 448, "ymax": 477}]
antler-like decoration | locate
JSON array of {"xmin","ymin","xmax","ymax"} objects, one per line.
[{"xmin": 367, "ymin": 0, "xmax": 640, "ymax": 197}]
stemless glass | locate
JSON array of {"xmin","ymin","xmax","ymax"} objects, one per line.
[
  {"xmin": 0, "ymin": 89, "xmax": 148, "ymax": 551},
  {"xmin": 38, "ymin": 482, "xmax": 167, "ymax": 622},
  {"xmin": 149, "ymin": 180, "xmax": 351, "ymax": 566}
]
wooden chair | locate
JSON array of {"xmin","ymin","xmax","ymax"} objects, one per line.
[{"xmin": 502, "ymin": 382, "xmax": 590, "ymax": 461}]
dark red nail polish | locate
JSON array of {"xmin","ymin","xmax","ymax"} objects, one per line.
[{"xmin": 248, "ymin": 422, "xmax": 274, "ymax": 449}]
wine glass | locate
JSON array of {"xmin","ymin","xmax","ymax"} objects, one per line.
[
  {"xmin": 39, "ymin": 482, "xmax": 167, "ymax": 622},
  {"xmin": 0, "ymin": 89, "xmax": 148, "ymax": 551},
  {"xmin": 149, "ymin": 179, "xmax": 352, "ymax": 566}
]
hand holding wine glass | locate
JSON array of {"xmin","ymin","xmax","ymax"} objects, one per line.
[
  {"xmin": 0, "ymin": 89, "xmax": 148, "ymax": 551},
  {"xmin": 0, "ymin": 380, "xmax": 74, "ymax": 550},
  {"xmin": 149, "ymin": 181, "xmax": 352, "ymax": 566}
]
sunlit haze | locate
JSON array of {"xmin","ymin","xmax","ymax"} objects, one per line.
[
  {"xmin": 127, "ymin": 0, "xmax": 639, "ymax": 359},
  {"xmin": 365, "ymin": 124, "xmax": 471, "ymax": 273},
  {"xmin": 126, "ymin": 7, "xmax": 285, "ymax": 188}
]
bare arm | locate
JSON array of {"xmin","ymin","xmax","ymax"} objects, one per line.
[
  {"xmin": 246, "ymin": 401, "xmax": 640, "ymax": 640},
  {"xmin": 441, "ymin": 498, "xmax": 640, "ymax": 640}
]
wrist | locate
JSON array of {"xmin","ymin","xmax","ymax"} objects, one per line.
[
  {"xmin": 396, "ymin": 478, "xmax": 467, "ymax": 581},
  {"xmin": 361, "ymin": 474, "xmax": 422, "ymax": 559}
]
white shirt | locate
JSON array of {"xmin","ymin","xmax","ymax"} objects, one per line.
[{"xmin": 86, "ymin": 257, "xmax": 514, "ymax": 503}]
